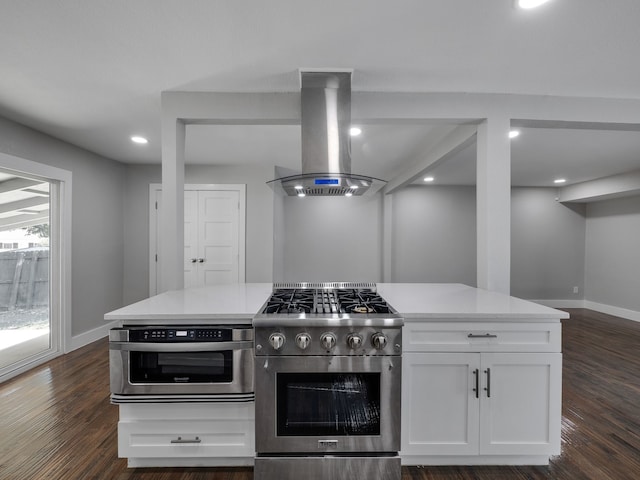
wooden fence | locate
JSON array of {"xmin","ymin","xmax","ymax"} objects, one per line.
[{"xmin": 0, "ymin": 248, "xmax": 49, "ymax": 311}]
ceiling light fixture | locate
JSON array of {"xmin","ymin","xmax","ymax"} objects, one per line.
[
  {"xmin": 517, "ymin": 0, "xmax": 552, "ymax": 9},
  {"xmin": 345, "ymin": 192, "xmax": 353, "ymax": 197},
  {"xmin": 554, "ymin": 178, "xmax": 566, "ymax": 184},
  {"xmin": 350, "ymin": 127, "xmax": 362, "ymax": 136},
  {"xmin": 131, "ymin": 135, "xmax": 148, "ymax": 144},
  {"xmin": 297, "ymin": 192, "xmax": 306, "ymax": 197},
  {"xmin": 423, "ymin": 176, "xmax": 435, "ymax": 182},
  {"xmin": 509, "ymin": 130, "xmax": 520, "ymax": 139}
]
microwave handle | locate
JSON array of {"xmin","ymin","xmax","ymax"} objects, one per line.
[{"xmin": 109, "ymin": 340, "xmax": 253, "ymax": 352}]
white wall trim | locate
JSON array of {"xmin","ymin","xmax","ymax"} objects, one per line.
[
  {"xmin": 69, "ymin": 320, "xmax": 119, "ymax": 351},
  {"xmin": 531, "ymin": 299, "xmax": 640, "ymax": 323},
  {"xmin": 0, "ymin": 152, "xmax": 72, "ymax": 357},
  {"xmin": 583, "ymin": 300, "xmax": 640, "ymax": 323}
]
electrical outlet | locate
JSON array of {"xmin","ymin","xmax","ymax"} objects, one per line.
[{"xmin": 573, "ymin": 286, "xmax": 579, "ymax": 294}]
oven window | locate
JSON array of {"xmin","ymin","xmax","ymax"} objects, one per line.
[
  {"xmin": 277, "ymin": 373, "xmax": 381, "ymax": 436},
  {"xmin": 130, "ymin": 351, "xmax": 232, "ymax": 383}
]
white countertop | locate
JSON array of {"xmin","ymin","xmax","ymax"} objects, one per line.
[
  {"xmin": 105, "ymin": 283, "xmax": 568, "ymax": 323},
  {"xmin": 377, "ymin": 283, "xmax": 569, "ymax": 320}
]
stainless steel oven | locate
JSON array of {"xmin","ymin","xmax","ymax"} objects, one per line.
[
  {"xmin": 109, "ymin": 325, "xmax": 253, "ymax": 403},
  {"xmin": 255, "ymin": 353, "xmax": 401, "ymax": 454},
  {"xmin": 253, "ymin": 283, "xmax": 403, "ymax": 480}
]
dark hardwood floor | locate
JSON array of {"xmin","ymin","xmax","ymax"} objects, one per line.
[{"xmin": 1, "ymin": 309, "xmax": 639, "ymax": 479}]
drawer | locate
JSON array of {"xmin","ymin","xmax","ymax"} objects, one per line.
[
  {"xmin": 403, "ymin": 322, "xmax": 561, "ymax": 353},
  {"xmin": 118, "ymin": 419, "xmax": 254, "ymax": 458}
]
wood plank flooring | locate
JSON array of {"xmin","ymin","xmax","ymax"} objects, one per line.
[{"xmin": 1, "ymin": 308, "xmax": 638, "ymax": 479}]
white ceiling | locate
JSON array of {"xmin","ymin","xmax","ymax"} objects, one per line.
[{"xmin": 2, "ymin": 0, "xmax": 640, "ymax": 187}]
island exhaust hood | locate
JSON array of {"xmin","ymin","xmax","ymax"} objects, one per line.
[{"xmin": 267, "ymin": 70, "xmax": 385, "ymax": 197}]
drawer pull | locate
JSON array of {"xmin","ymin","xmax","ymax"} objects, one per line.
[
  {"xmin": 170, "ymin": 436, "xmax": 201, "ymax": 444},
  {"xmin": 468, "ymin": 333, "xmax": 498, "ymax": 339}
]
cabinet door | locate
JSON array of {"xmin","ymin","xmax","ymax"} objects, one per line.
[
  {"xmin": 401, "ymin": 353, "xmax": 480, "ymax": 456},
  {"xmin": 479, "ymin": 353, "xmax": 562, "ymax": 456}
]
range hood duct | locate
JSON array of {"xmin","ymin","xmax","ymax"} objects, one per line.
[{"xmin": 267, "ymin": 71, "xmax": 385, "ymax": 197}]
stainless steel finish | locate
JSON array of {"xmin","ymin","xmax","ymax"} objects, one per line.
[
  {"xmin": 109, "ymin": 325, "xmax": 254, "ymax": 397},
  {"xmin": 346, "ymin": 333, "xmax": 363, "ymax": 349},
  {"xmin": 254, "ymin": 355, "xmax": 401, "ymax": 454},
  {"xmin": 267, "ymin": 71, "xmax": 386, "ymax": 197},
  {"xmin": 274, "ymin": 281, "xmax": 377, "ymax": 290},
  {"xmin": 295, "ymin": 332, "xmax": 311, "ymax": 350},
  {"xmin": 255, "ymin": 326, "xmax": 402, "ymax": 356},
  {"xmin": 320, "ymin": 332, "xmax": 336, "ymax": 350},
  {"xmin": 110, "ymin": 340, "xmax": 252, "ymax": 352},
  {"xmin": 371, "ymin": 332, "xmax": 388, "ymax": 350},
  {"xmin": 268, "ymin": 333, "xmax": 285, "ymax": 351},
  {"xmin": 468, "ymin": 333, "xmax": 498, "ymax": 338},
  {"xmin": 170, "ymin": 436, "xmax": 201, "ymax": 444},
  {"xmin": 254, "ymin": 456, "xmax": 401, "ymax": 480}
]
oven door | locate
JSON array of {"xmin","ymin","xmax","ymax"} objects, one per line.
[
  {"xmin": 255, "ymin": 355, "xmax": 401, "ymax": 454},
  {"xmin": 110, "ymin": 333, "xmax": 253, "ymax": 396}
]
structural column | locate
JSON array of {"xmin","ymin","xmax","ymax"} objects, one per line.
[
  {"xmin": 476, "ymin": 116, "xmax": 511, "ymax": 294},
  {"xmin": 159, "ymin": 113, "xmax": 185, "ymax": 293}
]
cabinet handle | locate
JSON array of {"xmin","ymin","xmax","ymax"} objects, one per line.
[
  {"xmin": 468, "ymin": 333, "xmax": 498, "ymax": 338},
  {"xmin": 472, "ymin": 369, "xmax": 479, "ymax": 399},
  {"xmin": 190, "ymin": 258, "xmax": 197, "ymax": 263},
  {"xmin": 198, "ymin": 258, "xmax": 205, "ymax": 263},
  {"xmin": 170, "ymin": 436, "xmax": 201, "ymax": 444},
  {"xmin": 484, "ymin": 368, "xmax": 491, "ymax": 398}
]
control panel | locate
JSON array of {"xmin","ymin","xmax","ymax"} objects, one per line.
[{"xmin": 129, "ymin": 328, "xmax": 232, "ymax": 342}]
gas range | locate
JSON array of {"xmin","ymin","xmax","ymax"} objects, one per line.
[{"xmin": 253, "ymin": 282, "xmax": 403, "ymax": 356}]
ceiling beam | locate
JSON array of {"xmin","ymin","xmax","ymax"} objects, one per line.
[
  {"xmin": 383, "ymin": 125, "xmax": 477, "ymax": 194},
  {"xmin": 0, "ymin": 210, "xmax": 49, "ymax": 231},
  {"xmin": 558, "ymin": 169, "xmax": 640, "ymax": 203},
  {"xmin": 0, "ymin": 197, "xmax": 49, "ymax": 215},
  {"xmin": 0, "ymin": 178, "xmax": 42, "ymax": 194}
]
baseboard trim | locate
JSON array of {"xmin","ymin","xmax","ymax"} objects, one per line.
[
  {"xmin": 531, "ymin": 299, "xmax": 640, "ymax": 323},
  {"xmin": 69, "ymin": 320, "xmax": 119, "ymax": 352}
]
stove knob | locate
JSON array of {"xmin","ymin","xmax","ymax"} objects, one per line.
[
  {"xmin": 295, "ymin": 333, "xmax": 311, "ymax": 350},
  {"xmin": 371, "ymin": 332, "xmax": 388, "ymax": 350},
  {"xmin": 320, "ymin": 333, "xmax": 337, "ymax": 350},
  {"xmin": 269, "ymin": 333, "xmax": 286, "ymax": 351},
  {"xmin": 347, "ymin": 334, "xmax": 363, "ymax": 350}
]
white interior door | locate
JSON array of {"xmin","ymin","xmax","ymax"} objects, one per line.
[
  {"xmin": 150, "ymin": 184, "xmax": 246, "ymax": 295},
  {"xmin": 197, "ymin": 190, "xmax": 240, "ymax": 285}
]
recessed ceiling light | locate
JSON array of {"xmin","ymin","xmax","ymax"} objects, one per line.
[
  {"xmin": 131, "ymin": 136, "xmax": 148, "ymax": 144},
  {"xmin": 345, "ymin": 192, "xmax": 353, "ymax": 197},
  {"xmin": 509, "ymin": 130, "xmax": 520, "ymax": 139},
  {"xmin": 297, "ymin": 192, "xmax": 306, "ymax": 197},
  {"xmin": 294, "ymin": 185, "xmax": 304, "ymax": 190},
  {"xmin": 350, "ymin": 127, "xmax": 362, "ymax": 136},
  {"xmin": 423, "ymin": 176, "xmax": 435, "ymax": 182},
  {"xmin": 517, "ymin": 0, "xmax": 552, "ymax": 9},
  {"xmin": 554, "ymin": 178, "xmax": 566, "ymax": 184}
]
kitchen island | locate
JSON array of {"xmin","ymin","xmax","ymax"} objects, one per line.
[{"xmin": 105, "ymin": 283, "xmax": 567, "ymax": 467}]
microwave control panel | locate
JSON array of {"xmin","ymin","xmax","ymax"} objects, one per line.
[{"xmin": 128, "ymin": 328, "xmax": 232, "ymax": 342}]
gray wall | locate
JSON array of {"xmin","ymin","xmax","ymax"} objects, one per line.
[
  {"xmin": 121, "ymin": 164, "xmax": 274, "ymax": 304},
  {"xmin": 0, "ymin": 116, "xmax": 125, "ymax": 337},
  {"xmin": 585, "ymin": 195, "xmax": 640, "ymax": 311},
  {"xmin": 275, "ymin": 195, "xmax": 383, "ymax": 282},
  {"xmin": 390, "ymin": 186, "xmax": 477, "ymax": 285},
  {"xmin": 511, "ymin": 188, "xmax": 586, "ymax": 300}
]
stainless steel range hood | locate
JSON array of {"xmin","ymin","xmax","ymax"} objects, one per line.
[{"xmin": 267, "ymin": 70, "xmax": 385, "ymax": 197}]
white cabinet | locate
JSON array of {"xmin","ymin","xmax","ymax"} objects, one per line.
[
  {"xmin": 401, "ymin": 321, "xmax": 562, "ymax": 465},
  {"xmin": 117, "ymin": 402, "xmax": 254, "ymax": 468}
]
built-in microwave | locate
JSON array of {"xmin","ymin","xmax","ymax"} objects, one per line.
[{"xmin": 109, "ymin": 325, "xmax": 253, "ymax": 402}]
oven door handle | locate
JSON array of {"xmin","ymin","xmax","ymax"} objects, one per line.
[{"xmin": 109, "ymin": 341, "xmax": 253, "ymax": 352}]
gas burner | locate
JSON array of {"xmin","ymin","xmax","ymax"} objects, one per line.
[
  {"xmin": 336, "ymin": 289, "xmax": 393, "ymax": 314},
  {"xmin": 263, "ymin": 289, "xmax": 315, "ymax": 314}
]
